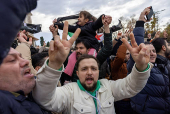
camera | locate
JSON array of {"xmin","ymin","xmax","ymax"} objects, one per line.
[
  {"xmin": 11, "ymin": 40, "xmax": 18, "ymax": 49},
  {"xmin": 27, "ymin": 37, "xmax": 29, "ymax": 42}
]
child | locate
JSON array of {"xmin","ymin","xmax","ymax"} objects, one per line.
[
  {"xmin": 54, "ymin": 10, "xmax": 111, "ymax": 51},
  {"xmin": 53, "ymin": 11, "xmax": 111, "ymax": 81}
]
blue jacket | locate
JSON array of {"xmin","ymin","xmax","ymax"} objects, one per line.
[
  {"xmin": 0, "ymin": 0, "xmax": 37, "ymax": 65},
  {"xmin": 0, "ymin": 90, "xmax": 51, "ymax": 114},
  {"xmin": 127, "ymin": 21, "xmax": 170, "ymax": 114}
]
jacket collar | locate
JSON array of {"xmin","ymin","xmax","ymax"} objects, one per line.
[
  {"xmin": 77, "ymin": 80, "xmax": 107, "ymax": 99},
  {"xmin": 77, "ymin": 80, "xmax": 100, "ymax": 92},
  {"xmin": 82, "ymin": 86, "xmax": 107, "ymax": 99},
  {"xmin": 98, "ymin": 84, "xmax": 107, "ymax": 93},
  {"xmin": 11, "ymin": 90, "xmax": 27, "ymax": 101},
  {"xmin": 156, "ymin": 54, "xmax": 167, "ymax": 64}
]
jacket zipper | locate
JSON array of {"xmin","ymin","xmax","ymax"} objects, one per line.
[{"xmin": 142, "ymin": 95, "xmax": 149, "ymax": 112}]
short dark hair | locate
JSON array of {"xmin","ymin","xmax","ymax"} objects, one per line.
[
  {"xmin": 75, "ymin": 54, "xmax": 99, "ymax": 70},
  {"xmin": 31, "ymin": 52, "xmax": 49, "ymax": 68},
  {"xmin": 144, "ymin": 41, "xmax": 152, "ymax": 45},
  {"xmin": 75, "ymin": 38, "xmax": 91, "ymax": 49},
  {"xmin": 151, "ymin": 38, "xmax": 166, "ymax": 53},
  {"xmin": 30, "ymin": 45, "xmax": 38, "ymax": 56}
]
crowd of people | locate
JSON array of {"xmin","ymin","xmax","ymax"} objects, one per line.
[{"xmin": 0, "ymin": 1, "xmax": 170, "ymax": 114}]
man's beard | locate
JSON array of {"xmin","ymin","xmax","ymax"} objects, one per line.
[
  {"xmin": 76, "ymin": 52, "xmax": 82, "ymax": 59},
  {"xmin": 165, "ymin": 49, "xmax": 170, "ymax": 59},
  {"xmin": 81, "ymin": 81, "xmax": 97, "ymax": 92}
]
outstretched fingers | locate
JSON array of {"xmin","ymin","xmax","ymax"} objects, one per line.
[
  {"xmin": 50, "ymin": 35, "xmax": 61, "ymax": 51},
  {"xmin": 54, "ymin": 35, "xmax": 61, "ymax": 42},
  {"xmin": 138, "ymin": 45, "xmax": 150, "ymax": 63},
  {"xmin": 122, "ymin": 38, "xmax": 133, "ymax": 52},
  {"xmin": 55, "ymin": 40, "xmax": 65, "ymax": 52},
  {"xmin": 28, "ymin": 37, "xmax": 32, "ymax": 45},
  {"xmin": 49, "ymin": 40, "xmax": 54, "ymax": 51},
  {"xmin": 129, "ymin": 33, "xmax": 138, "ymax": 48},
  {"xmin": 62, "ymin": 21, "xmax": 68, "ymax": 41},
  {"xmin": 49, "ymin": 38, "xmax": 65, "ymax": 53},
  {"xmin": 69, "ymin": 28, "xmax": 81, "ymax": 45}
]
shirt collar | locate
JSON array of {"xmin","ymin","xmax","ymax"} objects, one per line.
[{"xmin": 77, "ymin": 80, "xmax": 100, "ymax": 96}]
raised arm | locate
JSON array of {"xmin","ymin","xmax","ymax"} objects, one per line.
[
  {"xmin": 91, "ymin": 14, "xmax": 103, "ymax": 30},
  {"xmin": 111, "ymin": 31, "xmax": 123, "ymax": 56},
  {"xmin": 33, "ymin": 21, "xmax": 81, "ymax": 112},
  {"xmin": 91, "ymin": 14, "xmax": 112, "ymax": 31},
  {"xmin": 127, "ymin": 7, "xmax": 151, "ymax": 73},
  {"xmin": 97, "ymin": 16, "xmax": 113, "ymax": 65},
  {"xmin": 15, "ymin": 30, "xmax": 37, "ymax": 76},
  {"xmin": 55, "ymin": 23, "xmax": 79, "ymax": 33},
  {"xmin": 110, "ymin": 32, "xmax": 152, "ymax": 101}
]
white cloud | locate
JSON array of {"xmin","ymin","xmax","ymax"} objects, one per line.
[
  {"xmin": 32, "ymin": 0, "xmax": 170, "ymax": 45},
  {"xmin": 32, "ymin": 11, "xmax": 55, "ymax": 32}
]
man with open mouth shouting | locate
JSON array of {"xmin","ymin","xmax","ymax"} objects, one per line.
[{"xmin": 33, "ymin": 20, "xmax": 153, "ymax": 114}]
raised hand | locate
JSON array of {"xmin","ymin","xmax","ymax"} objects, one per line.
[
  {"xmin": 122, "ymin": 33, "xmax": 150, "ymax": 71},
  {"xmin": 102, "ymin": 15, "xmax": 112, "ymax": 25},
  {"xmin": 17, "ymin": 30, "xmax": 32, "ymax": 46},
  {"xmin": 53, "ymin": 18, "xmax": 57, "ymax": 24},
  {"xmin": 138, "ymin": 6, "xmax": 152, "ymax": 22},
  {"xmin": 105, "ymin": 15, "xmax": 112, "ymax": 24},
  {"xmin": 103, "ymin": 15, "xmax": 112, "ymax": 33},
  {"xmin": 153, "ymin": 31, "xmax": 160, "ymax": 39},
  {"xmin": 163, "ymin": 30, "xmax": 168, "ymax": 38},
  {"xmin": 122, "ymin": 30, "xmax": 130, "ymax": 40},
  {"xmin": 49, "ymin": 24, "xmax": 58, "ymax": 37},
  {"xmin": 116, "ymin": 31, "xmax": 122, "ymax": 40},
  {"xmin": 124, "ymin": 30, "xmax": 130, "ymax": 37},
  {"xmin": 48, "ymin": 21, "xmax": 81, "ymax": 70}
]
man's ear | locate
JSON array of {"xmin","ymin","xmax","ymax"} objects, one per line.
[
  {"xmin": 35, "ymin": 66, "xmax": 41, "ymax": 71},
  {"xmin": 87, "ymin": 48, "xmax": 90, "ymax": 53},
  {"xmin": 162, "ymin": 45, "xmax": 166, "ymax": 51}
]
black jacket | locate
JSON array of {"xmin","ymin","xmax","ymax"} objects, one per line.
[
  {"xmin": 0, "ymin": 0, "xmax": 37, "ymax": 65},
  {"xmin": 156, "ymin": 54, "xmax": 170, "ymax": 88},
  {"xmin": 0, "ymin": 90, "xmax": 51, "ymax": 114},
  {"xmin": 56, "ymin": 15, "xmax": 104, "ymax": 51}
]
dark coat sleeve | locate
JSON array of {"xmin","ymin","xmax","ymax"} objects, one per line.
[
  {"xmin": 79, "ymin": 14, "xmax": 104, "ymax": 37},
  {"xmin": 97, "ymin": 32, "xmax": 112, "ymax": 66},
  {"xmin": 0, "ymin": 0, "xmax": 37, "ymax": 65},
  {"xmin": 90, "ymin": 14, "xmax": 104, "ymax": 31},
  {"xmin": 127, "ymin": 21, "xmax": 145, "ymax": 74},
  {"xmin": 56, "ymin": 23, "xmax": 79, "ymax": 33},
  {"xmin": 111, "ymin": 39, "xmax": 122, "ymax": 56}
]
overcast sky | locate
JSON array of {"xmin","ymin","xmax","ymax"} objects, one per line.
[{"xmin": 31, "ymin": 0, "xmax": 170, "ymax": 46}]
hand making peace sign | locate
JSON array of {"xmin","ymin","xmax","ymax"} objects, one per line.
[
  {"xmin": 48, "ymin": 21, "xmax": 81, "ymax": 70},
  {"xmin": 122, "ymin": 33, "xmax": 150, "ymax": 71}
]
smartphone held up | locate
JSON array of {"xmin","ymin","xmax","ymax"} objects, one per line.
[{"xmin": 146, "ymin": 6, "xmax": 154, "ymax": 21}]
